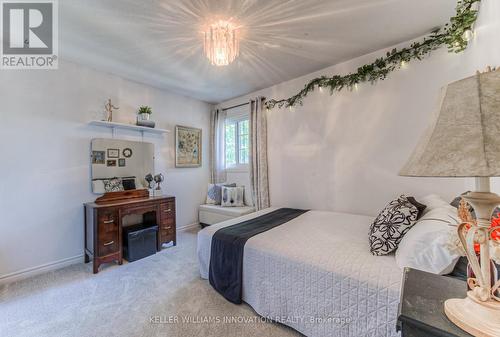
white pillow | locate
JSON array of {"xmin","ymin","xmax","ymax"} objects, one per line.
[
  {"xmin": 92, "ymin": 180, "xmax": 106, "ymax": 194},
  {"xmin": 396, "ymin": 205, "xmax": 462, "ymax": 275},
  {"xmin": 221, "ymin": 186, "xmax": 245, "ymax": 207},
  {"xmin": 419, "ymin": 194, "xmax": 451, "ymax": 215}
]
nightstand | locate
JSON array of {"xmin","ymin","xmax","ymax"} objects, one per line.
[{"xmin": 397, "ymin": 268, "xmax": 473, "ymax": 337}]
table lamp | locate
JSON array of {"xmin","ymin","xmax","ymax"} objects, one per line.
[{"xmin": 400, "ymin": 67, "xmax": 500, "ymax": 336}]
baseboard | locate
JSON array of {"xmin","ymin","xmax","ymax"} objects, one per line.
[
  {"xmin": 177, "ymin": 222, "xmax": 201, "ymax": 232},
  {"xmin": 0, "ymin": 254, "xmax": 84, "ymax": 285},
  {"xmin": 1, "ymin": 224, "xmax": 199, "ymax": 285}
]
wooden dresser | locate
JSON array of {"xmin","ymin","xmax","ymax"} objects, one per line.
[{"xmin": 84, "ymin": 192, "xmax": 176, "ymax": 273}]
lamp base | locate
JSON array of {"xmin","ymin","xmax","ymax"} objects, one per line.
[{"xmin": 444, "ymin": 292, "xmax": 500, "ymax": 337}]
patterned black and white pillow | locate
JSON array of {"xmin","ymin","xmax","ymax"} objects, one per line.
[
  {"xmin": 369, "ymin": 195, "xmax": 420, "ymax": 256},
  {"xmin": 221, "ymin": 186, "xmax": 245, "ymax": 207},
  {"xmin": 206, "ymin": 183, "xmax": 237, "ymax": 205},
  {"xmin": 103, "ymin": 178, "xmax": 124, "ymax": 193}
]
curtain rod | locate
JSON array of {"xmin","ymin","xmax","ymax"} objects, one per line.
[
  {"xmin": 221, "ymin": 97, "xmax": 266, "ymax": 112},
  {"xmin": 222, "ymin": 102, "xmax": 249, "ymax": 112}
]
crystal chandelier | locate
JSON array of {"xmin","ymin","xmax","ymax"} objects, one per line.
[{"xmin": 204, "ymin": 20, "xmax": 240, "ymax": 66}]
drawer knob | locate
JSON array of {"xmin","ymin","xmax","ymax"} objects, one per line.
[
  {"xmin": 163, "ymin": 226, "xmax": 172, "ymax": 230},
  {"xmin": 103, "ymin": 219, "xmax": 114, "ymax": 224},
  {"xmin": 103, "ymin": 241, "xmax": 114, "ymax": 246},
  {"xmin": 163, "ymin": 209, "xmax": 172, "ymax": 213}
]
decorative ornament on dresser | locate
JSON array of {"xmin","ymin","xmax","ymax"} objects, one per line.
[
  {"xmin": 400, "ymin": 67, "xmax": 500, "ymax": 337},
  {"xmin": 104, "ymin": 98, "xmax": 119, "ymax": 122},
  {"xmin": 145, "ymin": 173, "xmax": 154, "ymax": 196},
  {"xmin": 153, "ymin": 173, "xmax": 164, "ymax": 197},
  {"xmin": 175, "ymin": 125, "xmax": 202, "ymax": 167},
  {"xmin": 266, "ymin": 0, "xmax": 481, "ymax": 109}
]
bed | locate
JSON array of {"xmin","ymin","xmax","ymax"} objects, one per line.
[{"xmin": 197, "ymin": 207, "xmax": 403, "ymax": 337}]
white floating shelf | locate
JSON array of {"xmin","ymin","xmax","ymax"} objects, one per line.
[{"xmin": 88, "ymin": 120, "xmax": 169, "ymax": 135}]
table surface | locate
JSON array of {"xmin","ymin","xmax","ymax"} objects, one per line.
[{"xmin": 398, "ymin": 268, "xmax": 472, "ymax": 337}]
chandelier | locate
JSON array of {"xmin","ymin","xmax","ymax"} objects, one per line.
[{"xmin": 204, "ymin": 20, "xmax": 240, "ymax": 66}]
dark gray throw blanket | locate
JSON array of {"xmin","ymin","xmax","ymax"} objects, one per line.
[{"xmin": 209, "ymin": 208, "xmax": 309, "ymax": 304}]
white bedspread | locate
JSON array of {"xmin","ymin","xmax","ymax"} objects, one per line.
[{"xmin": 197, "ymin": 208, "xmax": 403, "ymax": 337}]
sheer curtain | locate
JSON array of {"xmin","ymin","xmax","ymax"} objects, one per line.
[
  {"xmin": 210, "ymin": 108, "xmax": 227, "ymax": 183},
  {"xmin": 249, "ymin": 97, "xmax": 270, "ymax": 210}
]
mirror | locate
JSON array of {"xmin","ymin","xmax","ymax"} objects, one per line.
[{"xmin": 91, "ymin": 138, "xmax": 154, "ymax": 194}]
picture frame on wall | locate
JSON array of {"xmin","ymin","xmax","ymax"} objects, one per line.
[
  {"xmin": 107, "ymin": 148, "xmax": 119, "ymax": 158},
  {"xmin": 107, "ymin": 160, "xmax": 117, "ymax": 167},
  {"xmin": 122, "ymin": 148, "xmax": 133, "ymax": 158},
  {"xmin": 175, "ymin": 125, "xmax": 202, "ymax": 168},
  {"xmin": 92, "ymin": 151, "xmax": 105, "ymax": 164},
  {"xmin": 118, "ymin": 158, "xmax": 126, "ymax": 167}
]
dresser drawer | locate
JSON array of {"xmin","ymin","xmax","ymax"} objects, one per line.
[
  {"xmin": 98, "ymin": 210, "xmax": 118, "ymax": 231},
  {"xmin": 98, "ymin": 231, "xmax": 119, "ymax": 256},
  {"xmin": 97, "ymin": 209, "xmax": 119, "ymax": 256},
  {"xmin": 159, "ymin": 224, "xmax": 174, "ymax": 237},
  {"xmin": 160, "ymin": 202, "xmax": 175, "ymax": 216},
  {"xmin": 160, "ymin": 201, "xmax": 175, "ymax": 224}
]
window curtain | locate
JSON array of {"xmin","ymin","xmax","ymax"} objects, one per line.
[
  {"xmin": 249, "ymin": 97, "xmax": 270, "ymax": 210},
  {"xmin": 210, "ymin": 108, "xmax": 227, "ymax": 183}
]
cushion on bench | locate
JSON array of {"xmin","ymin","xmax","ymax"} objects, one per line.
[{"xmin": 199, "ymin": 204, "xmax": 255, "ymax": 225}]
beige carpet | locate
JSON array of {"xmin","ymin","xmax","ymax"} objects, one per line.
[{"xmin": 0, "ymin": 228, "xmax": 300, "ymax": 337}]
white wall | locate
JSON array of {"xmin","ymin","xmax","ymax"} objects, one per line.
[
  {"xmin": 0, "ymin": 60, "xmax": 211, "ymax": 280},
  {"xmin": 219, "ymin": 0, "xmax": 500, "ymax": 216}
]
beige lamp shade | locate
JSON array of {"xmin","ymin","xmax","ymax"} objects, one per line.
[{"xmin": 400, "ymin": 69, "xmax": 500, "ymax": 177}]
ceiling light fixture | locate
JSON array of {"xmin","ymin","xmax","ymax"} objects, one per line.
[{"xmin": 204, "ymin": 20, "xmax": 239, "ymax": 66}]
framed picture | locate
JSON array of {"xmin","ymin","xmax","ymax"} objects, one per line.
[
  {"xmin": 92, "ymin": 151, "xmax": 105, "ymax": 164},
  {"xmin": 118, "ymin": 158, "xmax": 126, "ymax": 167},
  {"xmin": 107, "ymin": 148, "xmax": 119, "ymax": 158},
  {"xmin": 107, "ymin": 160, "xmax": 117, "ymax": 167},
  {"xmin": 122, "ymin": 148, "xmax": 133, "ymax": 158},
  {"xmin": 175, "ymin": 125, "xmax": 202, "ymax": 167}
]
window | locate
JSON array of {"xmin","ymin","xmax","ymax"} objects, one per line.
[{"xmin": 225, "ymin": 118, "xmax": 249, "ymax": 169}]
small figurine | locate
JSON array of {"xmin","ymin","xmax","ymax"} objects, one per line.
[
  {"xmin": 145, "ymin": 174, "xmax": 154, "ymax": 189},
  {"xmin": 154, "ymin": 174, "xmax": 164, "ymax": 190},
  {"xmin": 104, "ymin": 99, "xmax": 119, "ymax": 122}
]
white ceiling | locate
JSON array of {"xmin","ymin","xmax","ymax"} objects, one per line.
[{"xmin": 60, "ymin": 0, "xmax": 456, "ymax": 103}]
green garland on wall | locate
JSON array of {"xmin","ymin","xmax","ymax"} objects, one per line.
[{"xmin": 265, "ymin": 0, "xmax": 481, "ymax": 109}]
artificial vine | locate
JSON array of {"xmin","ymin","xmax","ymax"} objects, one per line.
[{"xmin": 265, "ymin": 0, "xmax": 481, "ymax": 109}]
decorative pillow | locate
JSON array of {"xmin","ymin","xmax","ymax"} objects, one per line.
[
  {"xmin": 406, "ymin": 196, "xmax": 427, "ymax": 219},
  {"xmin": 369, "ymin": 195, "xmax": 420, "ymax": 256},
  {"xmin": 221, "ymin": 186, "xmax": 245, "ymax": 207},
  {"xmin": 103, "ymin": 178, "xmax": 124, "ymax": 192},
  {"xmin": 396, "ymin": 205, "xmax": 462, "ymax": 274},
  {"xmin": 206, "ymin": 183, "xmax": 236, "ymax": 205}
]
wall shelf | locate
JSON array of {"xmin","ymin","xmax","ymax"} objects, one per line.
[{"xmin": 88, "ymin": 120, "xmax": 169, "ymax": 135}]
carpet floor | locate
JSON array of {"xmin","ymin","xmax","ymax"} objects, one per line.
[{"xmin": 0, "ymin": 228, "xmax": 300, "ymax": 337}]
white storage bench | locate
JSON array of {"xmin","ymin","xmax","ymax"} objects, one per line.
[{"xmin": 199, "ymin": 204, "xmax": 255, "ymax": 227}]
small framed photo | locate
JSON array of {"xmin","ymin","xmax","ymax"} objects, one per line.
[
  {"xmin": 107, "ymin": 148, "xmax": 119, "ymax": 158},
  {"xmin": 122, "ymin": 148, "xmax": 133, "ymax": 158},
  {"xmin": 107, "ymin": 160, "xmax": 117, "ymax": 167},
  {"xmin": 92, "ymin": 151, "xmax": 105, "ymax": 164},
  {"xmin": 118, "ymin": 158, "xmax": 126, "ymax": 167}
]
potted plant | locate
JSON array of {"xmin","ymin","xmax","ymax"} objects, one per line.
[{"xmin": 138, "ymin": 106, "xmax": 152, "ymax": 121}]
